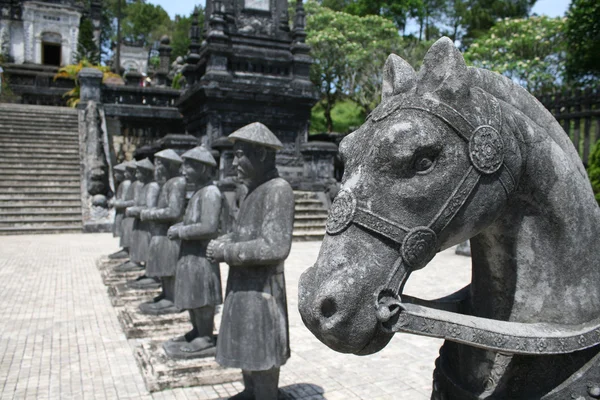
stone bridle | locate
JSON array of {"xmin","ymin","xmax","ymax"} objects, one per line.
[{"xmin": 326, "ymin": 89, "xmax": 600, "ymax": 356}]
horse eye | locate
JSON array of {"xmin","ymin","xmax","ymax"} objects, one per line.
[{"xmin": 414, "ymin": 156, "xmax": 435, "ymax": 172}]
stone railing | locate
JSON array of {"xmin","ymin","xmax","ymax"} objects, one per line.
[
  {"xmin": 2, "ymin": 63, "xmax": 75, "ymax": 106},
  {"xmin": 102, "ymin": 85, "xmax": 182, "ymax": 108}
]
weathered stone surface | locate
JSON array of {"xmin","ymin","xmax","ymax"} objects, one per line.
[
  {"xmin": 107, "ymin": 283, "xmax": 160, "ymax": 308},
  {"xmin": 96, "ymin": 256, "xmax": 126, "ymax": 272},
  {"xmin": 177, "ymin": 0, "xmax": 318, "ymax": 189},
  {"xmin": 117, "ymin": 303, "xmax": 188, "ymax": 339},
  {"xmin": 298, "ymin": 36, "xmax": 600, "ymax": 399},
  {"xmin": 208, "ymin": 123, "xmax": 295, "ymax": 398},
  {"xmin": 132, "ymin": 340, "xmax": 241, "ymax": 392},
  {"xmin": 100, "ymin": 266, "xmax": 142, "ymax": 287}
]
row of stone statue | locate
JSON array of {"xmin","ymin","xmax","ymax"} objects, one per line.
[{"xmin": 109, "ymin": 123, "xmax": 294, "ymax": 400}]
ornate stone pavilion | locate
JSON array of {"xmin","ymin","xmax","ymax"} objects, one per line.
[{"xmin": 0, "ymin": 0, "xmax": 100, "ymax": 66}]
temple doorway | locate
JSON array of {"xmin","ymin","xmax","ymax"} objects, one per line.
[
  {"xmin": 41, "ymin": 32, "xmax": 62, "ymax": 66},
  {"xmin": 42, "ymin": 43, "xmax": 61, "ymax": 66}
]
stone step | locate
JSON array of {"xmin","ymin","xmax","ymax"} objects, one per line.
[
  {"xmin": 0, "ymin": 154, "xmax": 79, "ymax": 162},
  {"xmin": 293, "ymin": 230, "xmax": 325, "ymax": 241},
  {"xmin": 0, "ymin": 159, "xmax": 79, "ymax": 167},
  {"xmin": 0, "ymin": 118, "xmax": 79, "ymax": 126},
  {"xmin": 294, "ymin": 221, "xmax": 327, "ymax": 230},
  {"xmin": 295, "ymin": 205, "xmax": 328, "ymax": 212},
  {"xmin": 0, "ymin": 169, "xmax": 80, "ymax": 177},
  {"xmin": 294, "ymin": 214, "xmax": 327, "ymax": 220},
  {"xmin": 0, "ymin": 103, "xmax": 78, "ymax": 114},
  {"xmin": 1, "ymin": 145, "xmax": 79, "ymax": 153},
  {"xmin": 0, "ymin": 215, "xmax": 82, "ymax": 227},
  {"xmin": 295, "ymin": 198, "xmax": 324, "ymax": 205},
  {"xmin": 0, "ymin": 187, "xmax": 80, "ymax": 196},
  {"xmin": 0, "ymin": 149, "xmax": 79, "ymax": 158},
  {"xmin": 0, "ymin": 180, "xmax": 80, "ymax": 187},
  {"xmin": 0, "ymin": 205, "xmax": 81, "ymax": 213},
  {"xmin": 0, "ymin": 196, "xmax": 80, "ymax": 204},
  {"xmin": 0, "ymin": 165, "xmax": 80, "ymax": 173},
  {"xmin": 0, "ymin": 137, "xmax": 78, "ymax": 146},
  {"xmin": 1, "ymin": 174, "xmax": 79, "ymax": 182},
  {"xmin": 0, "ymin": 126, "xmax": 79, "ymax": 135},
  {"xmin": 0, "ymin": 166, "xmax": 79, "ymax": 174},
  {"xmin": 0, "ymin": 129, "xmax": 78, "ymax": 136},
  {"xmin": 294, "ymin": 191, "xmax": 320, "ymax": 201},
  {"xmin": 0, "ymin": 122, "xmax": 79, "ymax": 131},
  {"xmin": 0, "ymin": 110, "xmax": 78, "ymax": 118},
  {"xmin": 0, "ymin": 210, "xmax": 81, "ymax": 218},
  {"xmin": 0, "ymin": 225, "xmax": 82, "ymax": 235}
]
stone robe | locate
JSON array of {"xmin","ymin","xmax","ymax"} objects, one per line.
[
  {"xmin": 129, "ymin": 182, "xmax": 160, "ymax": 264},
  {"xmin": 145, "ymin": 176, "xmax": 186, "ymax": 278},
  {"xmin": 117, "ymin": 180, "xmax": 142, "ymax": 248},
  {"xmin": 216, "ymin": 175, "xmax": 294, "ymax": 371},
  {"xmin": 112, "ymin": 180, "xmax": 131, "ymax": 237},
  {"xmin": 174, "ymin": 184, "xmax": 223, "ymax": 310}
]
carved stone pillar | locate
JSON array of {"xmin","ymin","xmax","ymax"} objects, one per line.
[
  {"xmin": 299, "ymin": 141, "xmax": 338, "ymax": 191},
  {"xmin": 79, "ymin": 68, "xmax": 103, "ymax": 103}
]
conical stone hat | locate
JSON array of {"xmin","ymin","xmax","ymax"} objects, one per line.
[
  {"xmin": 124, "ymin": 160, "xmax": 137, "ymax": 171},
  {"xmin": 114, "ymin": 162, "xmax": 127, "ymax": 172},
  {"xmin": 182, "ymin": 146, "xmax": 217, "ymax": 167},
  {"xmin": 155, "ymin": 149, "xmax": 183, "ymax": 165},
  {"xmin": 136, "ymin": 158, "xmax": 154, "ymax": 171},
  {"xmin": 228, "ymin": 122, "xmax": 283, "ymax": 150}
]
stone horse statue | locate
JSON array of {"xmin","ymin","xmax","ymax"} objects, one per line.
[{"xmin": 298, "ymin": 37, "xmax": 600, "ymax": 399}]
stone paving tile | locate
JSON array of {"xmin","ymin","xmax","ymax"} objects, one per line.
[{"xmin": 0, "ymin": 233, "xmax": 471, "ymax": 399}]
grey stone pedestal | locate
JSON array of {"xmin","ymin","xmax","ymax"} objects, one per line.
[
  {"xmin": 133, "ymin": 340, "xmax": 241, "ymax": 392},
  {"xmin": 117, "ymin": 303, "xmax": 189, "ymax": 339}
]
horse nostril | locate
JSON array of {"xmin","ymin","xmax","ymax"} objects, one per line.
[{"xmin": 320, "ymin": 297, "xmax": 337, "ymax": 319}]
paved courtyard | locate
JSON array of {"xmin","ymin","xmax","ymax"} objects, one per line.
[{"xmin": 0, "ymin": 234, "xmax": 471, "ymax": 399}]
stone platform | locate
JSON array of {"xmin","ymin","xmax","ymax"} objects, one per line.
[
  {"xmin": 108, "ymin": 282, "xmax": 161, "ymax": 307},
  {"xmin": 133, "ymin": 340, "xmax": 240, "ymax": 392},
  {"xmin": 117, "ymin": 303, "xmax": 190, "ymax": 339},
  {"xmin": 101, "ymin": 265, "xmax": 145, "ymax": 286}
]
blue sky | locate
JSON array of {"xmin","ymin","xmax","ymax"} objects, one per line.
[{"xmin": 148, "ymin": 0, "xmax": 570, "ymax": 25}]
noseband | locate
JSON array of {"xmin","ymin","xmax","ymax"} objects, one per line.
[{"xmin": 326, "ymin": 90, "xmax": 600, "ymax": 356}]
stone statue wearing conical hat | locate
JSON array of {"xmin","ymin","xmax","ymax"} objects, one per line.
[
  {"xmin": 139, "ymin": 149, "xmax": 186, "ymax": 315},
  {"xmin": 124, "ymin": 158, "xmax": 160, "ymax": 273},
  {"xmin": 111, "ymin": 161, "xmax": 141, "ymax": 262},
  {"xmin": 108, "ymin": 162, "xmax": 130, "ymax": 259},
  {"xmin": 163, "ymin": 146, "xmax": 223, "ymax": 360},
  {"xmin": 207, "ymin": 122, "xmax": 293, "ymax": 400}
]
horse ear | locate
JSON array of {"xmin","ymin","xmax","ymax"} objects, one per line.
[
  {"xmin": 382, "ymin": 54, "xmax": 417, "ymax": 100},
  {"xmin": 416, "ymin": 37, "xmax": 469, "ymax": 100}
]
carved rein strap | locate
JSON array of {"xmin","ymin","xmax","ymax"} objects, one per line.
[{"xmin": 326, "ymin": 93, "xmax": 600, "ymax": 355}]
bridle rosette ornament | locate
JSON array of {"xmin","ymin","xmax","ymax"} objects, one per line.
[
  {"xmin": 469, "ymin": 125, "xmax": 505, "ymax": 175},
  {"xmin": 326, "ymin": 188, "xmax": 356, "ymax": 235},
  {"xmin": 401, "ymin": 227, "xmax": 438, "ymax": 270}
]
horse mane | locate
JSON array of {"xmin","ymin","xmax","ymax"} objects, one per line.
[{"xmin": 469, "ymin": 67, "xmax": 588, "ymax": 179}]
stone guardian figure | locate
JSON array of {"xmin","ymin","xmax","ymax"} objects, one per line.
[
  {"xmin": 108, "ymin": 162, "xmax": 130, "ymax": 259},
  {"xmin": 207, "ymin": 123, "xmax": 295, "ymax": 400},
  {"xmin": 163, "ymin": 146, "xmax": 223, "ymax": 359},
  {"xmin": 139, "ymin": 149, "xmax": 186, "ymax": 315},
  {"xmin": 125, "ymin": 158, "xmax": 160, "ymax": 272},
  {"xmin": 112, "ymin": 161, "xmax": 141, "ymax": 263}
]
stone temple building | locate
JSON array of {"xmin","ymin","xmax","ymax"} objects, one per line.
[{"xmin": 0, "ymin": 0, "xmax": 101, "ymax": 66}]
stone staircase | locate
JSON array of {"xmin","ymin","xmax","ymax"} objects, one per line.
[
  {"xmin": 0, "ymin": 103, "xmax": 82, "ymax": 235},
  {"xmin": 293, "ymin": 191, "xmax": 328, "ymax": 241}
]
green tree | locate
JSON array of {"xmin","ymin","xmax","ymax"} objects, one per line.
[
  {"xmin": 462, "ymin": 0, "xmax": 537, "ymax": 48},
  {"xmin": 76, "ymin": 17, "xmax": 100, "ymax": 64},
  {"xmin": 588, "ymin": 140, "xmax": 600, "ymax": 206},
  {"xmin": 565, "ymin": 0, "xmax": 600, "ymax": 86},
  {"xmin": 464, "ymin": 16, "xmax": 566, "ymax": 93},
  {"xmin": 305, "ymin": 1, "xmax": 401, "ymax": 131},
  {"xmin": 121, "ymin": 1, "xmax": 171, "ymax": 47}
]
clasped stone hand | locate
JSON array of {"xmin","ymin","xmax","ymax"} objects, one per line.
[
  {"xmin": 167, "ymin": 226, "xmax": 180, "ymax": 240},
  {"xmin": 206, "ymin": 240, "xmax": 225, "ymax": 263}
]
